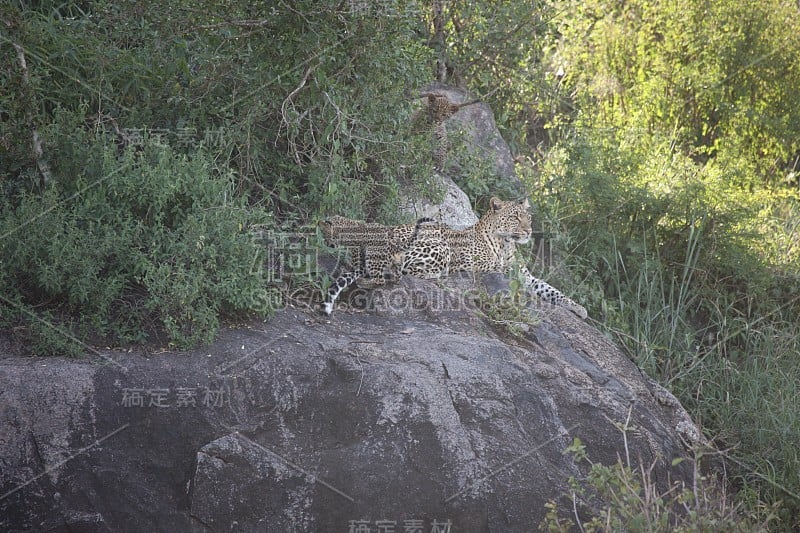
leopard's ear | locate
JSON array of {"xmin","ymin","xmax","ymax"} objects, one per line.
[
  {"xmin": 522, "ymin": 198, "xmax": 530, "ymax": 209},
  {"xmin": 490, "ymin": 196, "xmax": 504, "ymax": 211}
]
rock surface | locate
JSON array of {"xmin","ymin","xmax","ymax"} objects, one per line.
[{"xmin": 0, "ymin": 275, "xmax": 702, "ymax": 532}]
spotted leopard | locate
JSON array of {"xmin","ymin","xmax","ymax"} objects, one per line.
[
  {"xmin": 318, "ymin": 215, "xmax": 440, "ymax": 315},
  {"xmin": 321, "ymin": 198, "xmax": 588, "ymax": 319},
  {"xmin": 412, "ymin": 92, "xmax": 481, "ymax": 172},
  {"xmin": 384, "ymin": 218, "xmax": 451, "ymax": 281},
  {"xmin": 389, "ymin": 197, "xmax": 588, "ymax": 318}
]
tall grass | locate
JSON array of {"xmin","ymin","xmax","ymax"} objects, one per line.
[
  {"xmin": 586, "ymin": 228, "xmax": 800, "ymax": 529},
  {"xmin": 540, "ymin": 410, "xmax": 776, "ymax": 532},
  {"xmin": 530, "ymin": 137, "xmax": 800, "ymax": 529}
]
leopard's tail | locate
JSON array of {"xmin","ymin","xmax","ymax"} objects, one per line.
[
  {"xmin": 562, "ymin": 297, "xmax": 588, "ymax": 320},
  {"xmin": 407, "ymin": 217, "xmax": 437, "ymax": 245}
]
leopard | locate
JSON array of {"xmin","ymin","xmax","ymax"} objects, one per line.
[
  {"xmin": 411, "ymin": 91, "xmax": 481, "ymax": 172},
  {"xmin": 320, "ymin": 197, "xmax": 588, "ymax": 319},
  {"xmin": 418, "ymin": 91, "xmax": 481, "ymax": 123},
  {"xmin": 318, "ymin": 215, "xmax": 444, "ymax": 315}
]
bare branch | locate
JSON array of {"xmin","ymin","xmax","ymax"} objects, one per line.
[{"xmin": 13, "ymin": 42, "xmax": 54, "ymax": 188}]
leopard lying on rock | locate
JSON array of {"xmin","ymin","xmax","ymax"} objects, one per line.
[{"xmin": 319, "ymin": 197, "xmax": 588, "ymax": 319}]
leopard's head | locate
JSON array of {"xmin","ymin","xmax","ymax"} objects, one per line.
[{"xmin": 483, "ymin": 197, "xmax": 532, "ymax": 245}]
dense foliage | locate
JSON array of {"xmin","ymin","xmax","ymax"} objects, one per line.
[
  {"xmin": 2, "ymin": 0, "xmax": 800, "ymax": 529},
  {"xmin": 1, "ymin": 0, "xmax": 436, "ymax": 350},
  {"xmin": 535, "ymin": 1, "xmax": 800, "ymax": 528}
]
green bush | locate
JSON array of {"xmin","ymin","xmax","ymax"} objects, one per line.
[
  {"xmin": 0, "ymin": 1, "xmax": 441, "ymax": 354},
  {"xmin": 540, "ymin": 436, "xmax": 775, "ymax": 532},
  {"xmin": 0, "ymin": 136, "xmax": 275, "ymax": 352},
  {"xmin": 555, "ymin": 0, "xmax": 800, "ymax": 183}
]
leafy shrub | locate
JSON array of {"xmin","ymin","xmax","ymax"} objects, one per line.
[
  {"xmin": 541, "ymin": 435, "xmax": 775, "ymax": 532},
  {"xmin": 1, "ymin": 1, "xmax": 440, "ymax": 355},
  {"xmin": 0, "ymin": 136, "xmax": 274, "ymax": 352}
]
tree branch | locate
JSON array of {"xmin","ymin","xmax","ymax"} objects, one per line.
[{"xmin": 13, "ymin": 42, "xmax": 53, "ymax": 189}]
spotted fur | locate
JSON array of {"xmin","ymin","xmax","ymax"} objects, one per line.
[
  {"xmin": 318, "ymin": 216, "xmax": 436, "ymax": 315},
  {"xmin": 389, "ymin": 197, "xmax": 588, "ymax": 319}
]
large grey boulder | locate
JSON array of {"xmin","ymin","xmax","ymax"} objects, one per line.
[{"xmin": 0, "ymin": 275, "xmax": 701, "ymax": 532}]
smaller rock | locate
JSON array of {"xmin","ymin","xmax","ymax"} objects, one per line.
[{"xmin": 399, "ymin": 172, "xmax": 478, "ymax": 229}]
